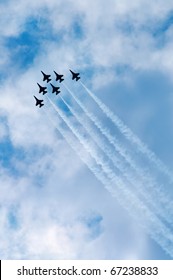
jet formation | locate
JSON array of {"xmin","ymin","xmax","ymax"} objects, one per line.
[{"xmin": 34, "ymin": 69, "xmax": 81, "ymax": 107}]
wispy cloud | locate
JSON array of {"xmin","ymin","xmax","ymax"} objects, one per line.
[{"xmin": 0, "ymin": 0, "xmax": 173, "ymax": 259}]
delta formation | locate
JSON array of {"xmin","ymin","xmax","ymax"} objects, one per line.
[{"xmin": 34, "ymin": 70, "xmax": 80, "ymax": 108}]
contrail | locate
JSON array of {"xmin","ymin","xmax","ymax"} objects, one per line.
[
  {"xmin": 45, "ymin": 97, "xmax": 173, "ymax": 257},
  {"xmin": 43, "ymin": 106, "xmax": 109, "ymax": 185},
  {"xmin": 60, "ymin": 95, "xmax": 131, "ymax": 180},
  {"xmin": 59, "ymin": 94, "xmax": 173, "ymax": 226},
  {"xmin": 63, "ymin": 84, "xmax": 144, "ymax": 176},
  {"xmin": 80, "ymin": 82, "xmax": 173, "ymax": 184},
  {"xmin": 47, "ymin": 96, "xmax": 119, "ymax": 184},
  {"xmin": 63, "ymin": 84, "xmax": 173, "ymax": 225}
]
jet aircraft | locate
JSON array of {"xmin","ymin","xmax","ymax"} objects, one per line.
[
  {"xmin": 54, "ymin": 71, "xmax": 64, "ymax": 83},
  {"xmin": 34, "ymin": 96, "xmax": 44, "ymax": 108},
  {"xmin": 41, "ymin": 71, "xmax": 51, "ymax": 83},
  {"xmin": 37, "ymin": 83, "xmax": 47, "ymax": 95},
  {"xmin": 50, "ymin": 83, "xmax": 61, "ymax": 95},
  {"xmin": 69, "ymin": 69, "xmax": 80, "ymax": 81}
]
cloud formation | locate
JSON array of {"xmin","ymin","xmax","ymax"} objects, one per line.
[{"xmin": 0, "ymin": 0, "xmax": 173, "ymax": 259}]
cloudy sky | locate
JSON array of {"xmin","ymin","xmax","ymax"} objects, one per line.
[{"xmin": 0, "ymin": 0, "xmax": 173, "ymax": 259}]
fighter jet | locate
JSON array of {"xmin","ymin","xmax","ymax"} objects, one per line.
[
  {"xmin": 41, "ymin": 71, "xmax": 51, "ymax": 83},
  {"xmin": 34, "ymin": 96, "xmax": 44, "ymax": 108},
  {"xmin": 37, "ymin": 83, "xmax": 47, "ymax": 95},
  {"xmin": 69, "ymin": 69, "xmax": 80, "ymax": 81},
  {"xmin": 50, "ymin": 83, "xmax": 61, "ymax": 95},
  {"xmin": 54, "ymin": 71, "xmax": 64, "ymax": 83}
]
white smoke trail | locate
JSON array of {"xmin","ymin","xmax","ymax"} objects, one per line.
[
  {"xmin": 45, "ymin": 97, "xmax": 173, "ymax": 258},
  {"xmin": 80, "ymin": 82, "xmax": 173, "ymax": 184},
  {"xmin": 63, "ymin": 84, "xmax": 173, "ymax": 224},
  {"xmin": 43, "ymin": 106, "xmax": 109, "ymax": 185},
  {"xmin": 59, "ymin": 94, "xmax": 172, "ymax": 225},
  {"xmin": 59, "ymin": 95, "xmax": 131, "ymax": 180},
  {"xmin": 63, "ymin": 84, "xmax": 143, "ymax": 175},
  {"xmin": 47, "ymin": 96, "xmax": 118, "ymax": 183}
]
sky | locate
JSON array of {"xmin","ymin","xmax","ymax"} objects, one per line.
[{"xmin": 0, "ymin": 0, "xmax": 173, "ymax": 259}]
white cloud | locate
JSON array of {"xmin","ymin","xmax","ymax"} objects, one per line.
[
  {"xmin": 0, "ymin": 121, "xmax": 8, "ymax": 140},
  {"xmin": 0, "ymin": 0, "xmax": 172, "ymax": 260}
]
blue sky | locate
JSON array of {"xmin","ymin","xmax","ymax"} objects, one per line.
[{"xmin": 0, "ymin": 0, "xmax": 173, "ymax": 259}]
